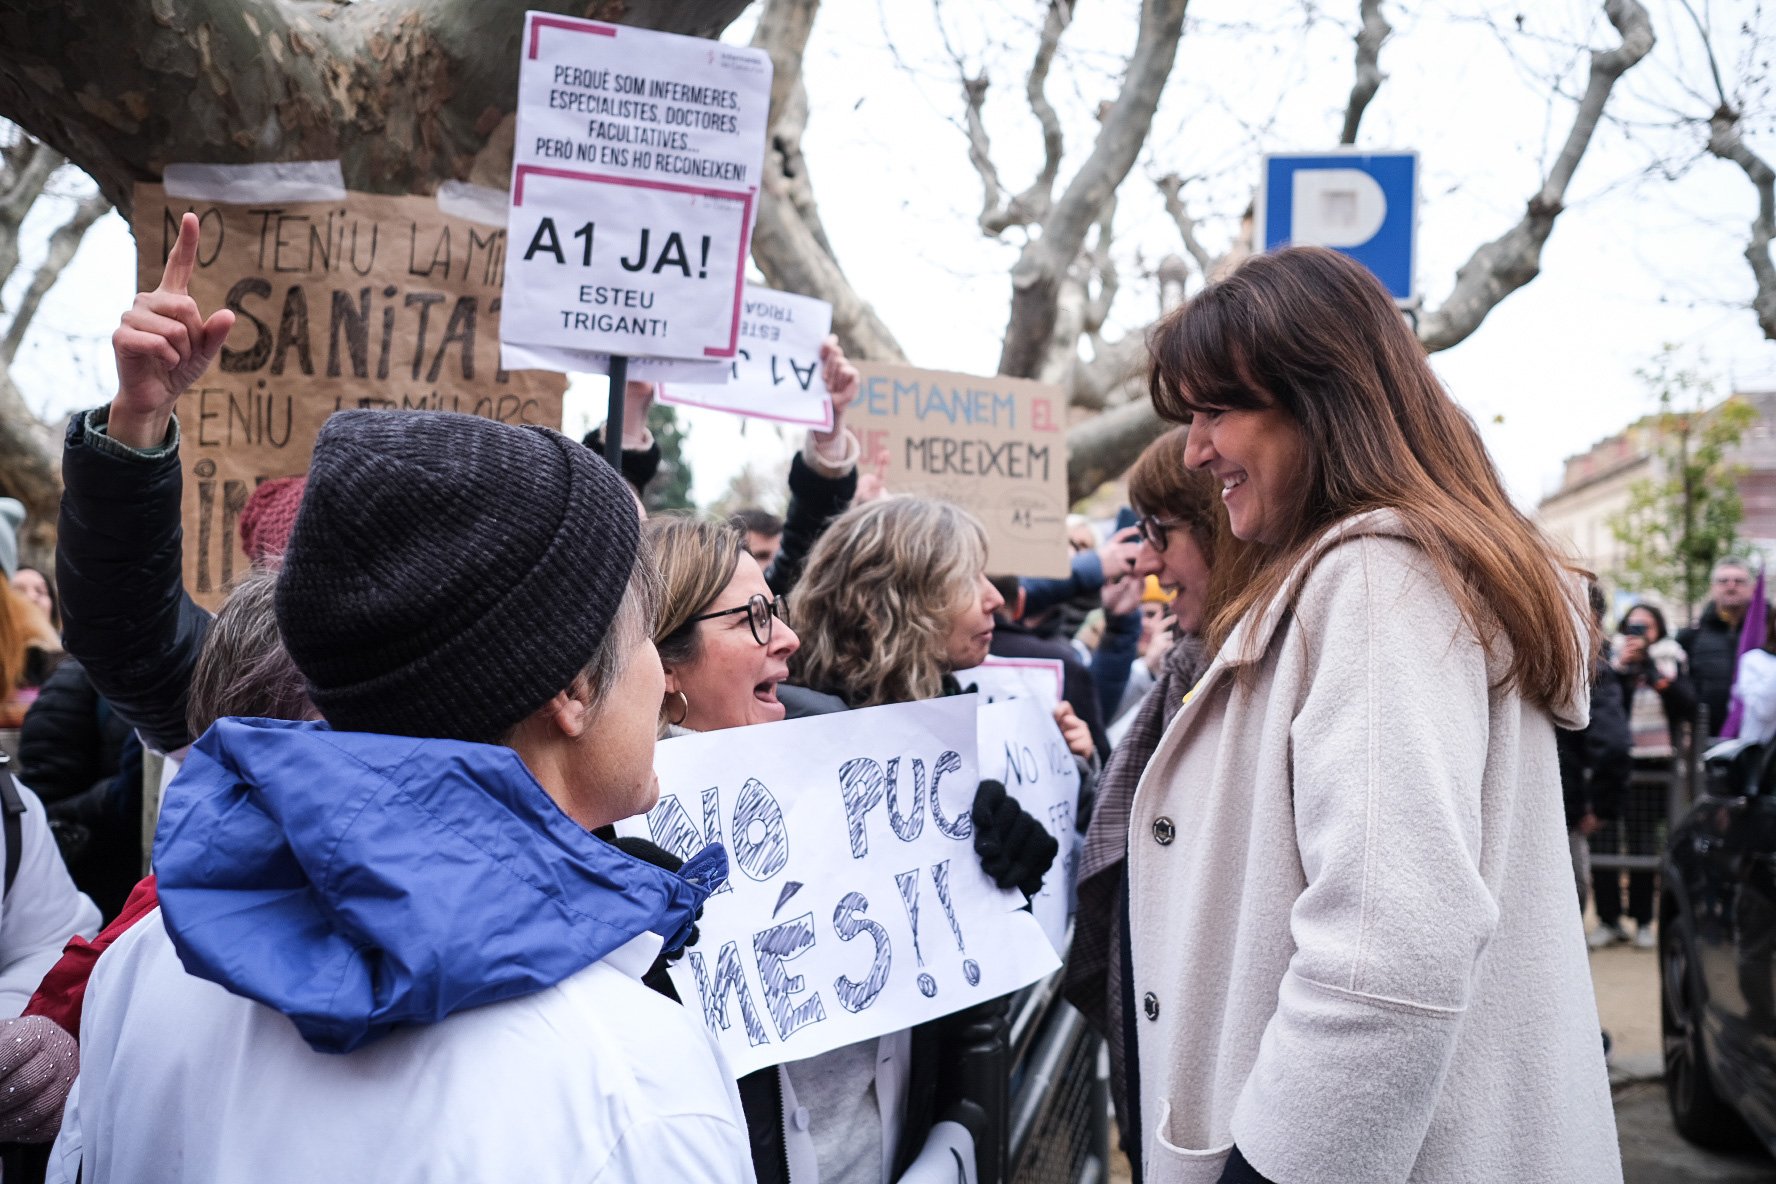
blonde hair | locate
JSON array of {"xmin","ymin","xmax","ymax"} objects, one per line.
[{"xmin": 791, "ymin": 498, "xmax": 988, "ymax": 708}]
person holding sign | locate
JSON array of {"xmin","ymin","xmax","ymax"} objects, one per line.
[
  {"xmin": 644, "ymin": 506, "xmax": 1066, "ymax": 1183},
  {"xmin": 55, "ymin": 264, "xmax": 749, "ymax": 1181},
  {"xmin": 1130, "ymin": 247, "xmax": 1615, "ymax": 1184}
]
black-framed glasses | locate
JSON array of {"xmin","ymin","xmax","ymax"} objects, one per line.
[
  {"xmin": 687, "ymin": 593, "xmax": 788, "ymax": 647},
  {"xmin": 1136, "ymin": 514, "xmax": 1181, "ymax": 553}
]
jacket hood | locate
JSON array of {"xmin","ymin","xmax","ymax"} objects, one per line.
[{"xmin": 154, "ymin": 718, "xmax": 726, "ymax": 1054}]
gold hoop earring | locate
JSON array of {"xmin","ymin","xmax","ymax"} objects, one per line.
[{"xmin": 665, "ymin": 690, "xmax": 690, "ymax": 726}]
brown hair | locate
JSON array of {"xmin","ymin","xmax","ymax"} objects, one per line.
[
  {"xmin": 187, "ymin": 568, "xmax": 316, "ymax": 737},
  {"xmin": 645, "ymin": 514, "xmax": 747, "ymax": 671},
  {"xmin": 1146, "ymin": 246, "xmax": 1590, "ymax": 710},
  {"xmin": 791, "ymin": 498, "xmax": 989, "ymax": 708},
  {"xmin": 1126, "ymin": 425, "xmax": 1225, "ymax": 558}
]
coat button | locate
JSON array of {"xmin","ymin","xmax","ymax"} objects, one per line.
[
  {"xmin": 1152, "ymin": 817, "xmax": 1176, "ymax": 845},
  {"xmin": 1143, "ymin": 992, "xmax": 1159, "ymax": 1021},
  {"xmin": 793, "ymin": 1106, "xmax": 810, "ymax": 1131}
]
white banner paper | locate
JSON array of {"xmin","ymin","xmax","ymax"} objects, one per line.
[
  {"xmin": 978, "ymin": 697, "xmax": 1080, "ymax": 953},
  {"xmin": 501, "ymin": 15, "xmax": 772, "ymax": 363},
  {"xmin": 660, "ymin": 286, "xmax": 834, "ymax": 428},
  {"xmin": 620, "ymin": 697, "xmax": 1059, "ymax": 1077},
  {"xmin": 955, "ymin": 656, "xmax": 1066, "ymax": 713}
]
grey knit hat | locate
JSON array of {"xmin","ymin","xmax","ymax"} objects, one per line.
[{"xmin": 274, "ymin": 411, "xmax": 640, "ymax": 743}]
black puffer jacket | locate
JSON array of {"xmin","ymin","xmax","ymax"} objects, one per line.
[
  {"xmin": 1678, "ymin": 602, "xmax": 1740, "ymax": 737},
  {"xmin": 56, "ymin": 412, "xmax": 209, "ymax": 754},
  {"xmin": 17, "ymin": 657, "xmax": 144, "ymax": 919}
]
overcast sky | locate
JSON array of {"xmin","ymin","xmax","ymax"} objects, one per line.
[{"xmin": 8, "ymin": 0, "xmax": 1773, "ymax": 511}]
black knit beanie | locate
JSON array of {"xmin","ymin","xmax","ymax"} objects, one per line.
[{"xmin": 274, "ymin": 410, "xmax": 640, "ymax": 744}]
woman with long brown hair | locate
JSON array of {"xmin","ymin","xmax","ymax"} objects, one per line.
[{"xmin": 1129, "ymin": 247, "xmax": 1615, "ymax": 1184}]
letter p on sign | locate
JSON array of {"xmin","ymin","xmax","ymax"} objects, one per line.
[{"xmin": 1259, "ymin": 151, "xmax": 1418, "ymax": 305}]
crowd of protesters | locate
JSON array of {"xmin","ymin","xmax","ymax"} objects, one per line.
[{"xmin": 0, "ymin": 214, "xmax": 1759, "ymax": 1183}]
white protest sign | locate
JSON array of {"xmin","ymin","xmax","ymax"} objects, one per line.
[
  {"xmin": 618, "ymin": 697, "xmax": 1058, "ymax": 1077},
  {"xmin": 501, "ymin": 15, "xmax": 772, "ymax": 365},
  {"xmin": 955, "ymin": 656, "xmax": 1066, "ymax": 713},
  {"xmin": 660, "ymin": 286, "xmax": 834, "ymax": 428},
  {"xmin": 978, "ymin": 697, "xmax": 1080, "ymax": 954}
]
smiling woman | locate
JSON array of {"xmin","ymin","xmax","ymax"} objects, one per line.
[{"xmin": 1129, "ymin": 246, "xmax": 1614, "ymax": 1184}]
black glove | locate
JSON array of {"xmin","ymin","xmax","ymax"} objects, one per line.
[
  {"xmin": 609, "ymin": 836, "xmax": 701, "ymax": 961},
  {"xmin": 971, "ymin": 779, "xmax": 1059, "ymax": 899}
]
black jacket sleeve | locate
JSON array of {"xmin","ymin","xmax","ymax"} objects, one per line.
[
  {"xmin": 581, "ymin": 429, "xmax": 662, "ymax": 496},
  {"xmin": 1556, "ymin": 725, "xmax": 1589, "ymax": 827},
  {"xmin": 56, "ymin": 413, "xmax": 211, "ymax": 754},
  {"xmin": 764, "ymin": 452, "xmax": 857, "ymax": 599}
]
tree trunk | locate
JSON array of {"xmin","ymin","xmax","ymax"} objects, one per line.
[{"xmin": 0, "ymin": 0, "xmax": 753, "ymax": 215}]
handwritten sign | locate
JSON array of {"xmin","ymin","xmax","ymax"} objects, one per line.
[
  {"xmin": 131, "ymin": 185, "xmax": 566, "ymax": 613},
  {"xmin": 659, "ymin": 286, "xmax": 833, "ymax": 428},
  {"xmin": 955, "ymin": 656, "xmax": 1066, "ymax": 713},
  {"xmin": 978, "ymin": 698, "xmax": 1081, "ymax": 953},
  {"xmin": 500, "ymin": 15, "xmax": 772, "ymax": 364},
  {"xmin": 855, "ymin": 364, "xmax": 1070, "ymax": 578},
  {"xmin": 618, "ymin": 697, "xmax": 1058, "ymax": 1077}
]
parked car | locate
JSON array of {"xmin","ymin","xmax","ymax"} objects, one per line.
[{"xmin": 1660, "ymin": 738, "xmax": 1776, "ymax": 1154}]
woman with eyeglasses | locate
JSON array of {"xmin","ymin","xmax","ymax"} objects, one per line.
[
  {"xmin": 1062, "ymin": 426, "xmax": 1224, "ymax": 1170},
  {"xmin": 646, "ymin": 501, "xmax": 1066, "ymax": 1184}
]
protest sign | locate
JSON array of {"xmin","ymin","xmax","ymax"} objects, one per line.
[
  {"xmin": 955, "ymin": 656, "xmax": 1066, "ymax": 713},
  {"xmin": 977, "ymin": 697, "xmax": 1081, "ymax": 953},
  {"xmin": 658, "ymin": 286, "xmax": 834, "ymax": 428},
  {"xmin": 132, "ymin": 184, "xmax": 566, "ymax": 613},
  {"xmin": 500, "ymin": 15, "xmax": 772, "ymax": 365},
  {"xmin": 854, "ymin": 364, "xmax": 1071, "ymax": 578},
  {"xmin": 617, "ymin": 697, "xmax": 1058, "ymax": 1077}
]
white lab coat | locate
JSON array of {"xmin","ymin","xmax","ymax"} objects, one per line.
[
  {"xmin": 52, "ymin": 910, "xmax": 757, "ymax": 1184},
  {"xmin": 0, "ymin": 781, "xmax": 100, "ymax": 1017}
]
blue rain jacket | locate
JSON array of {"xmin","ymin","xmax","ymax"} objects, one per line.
[{"xmin": 153, "ymin": 717, "xmax": 725, "ymax": 1054}]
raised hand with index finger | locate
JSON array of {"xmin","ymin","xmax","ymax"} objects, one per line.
[{"xmin": 108, "ymin": 212, "xmax": 235, "ymax": 451}]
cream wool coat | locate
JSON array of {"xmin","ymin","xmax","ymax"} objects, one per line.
[{"xmin": 1127, "ymin": 511, "xmax": 1620, "ymax": 1184}]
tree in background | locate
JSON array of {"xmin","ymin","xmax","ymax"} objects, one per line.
[
  {"xmin": 1609, "ymin": 349, "xmax": 1756, "ymax": 624},
  {"xmin": 0, "ymin": 0, "xmax": 1661, "ymax": 519},
  {"xmin": 643, "ymin": 403, "xmax": 695, "ymax": 515},
  {"xmin": 0, "ymin": 125, "xmax": 110, "ymax": 568}
]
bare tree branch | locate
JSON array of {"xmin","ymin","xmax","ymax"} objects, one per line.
[
  {"xmin": 1156, "ymin": 173, "xmax": 1217, "ymax": 277},
  {"xmin": 750, "ymin": 0, "xmax": 907, "ymax": 360},
  {"xmin": 0, "ymin": 136, "xmax": 60, "ymax": 303},
  {"xmin": 1, "ymin": 190, "xmax": 108, "ymax": 365},
  {"xmin": 998, "ymin": 0, "xmax": 1189, "ymax": 378},
  {"xmin": 1417, "ymin": 0, "xmax": 1653, "ymax": 352},
  {"xmin": 1068, "ymin": 394, "xmax": 1165, "ymax": 498},
  {"xmin": 1708, "ymin": 106, "xmax": 1776, "ymax": 339},
  {"xmin": 959, "ymin": 0, "xmax": 1072, "ymax": 236},
  {"xmin": 1340, "ymin": 0, "xmax": 1392, "ymax": 145}
]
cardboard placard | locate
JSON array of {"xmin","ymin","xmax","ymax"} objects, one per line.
[
  {"xmin": 855, "ymin": 364, "xmax": 1071, "ymax": 578},
  {"xmin": 131, "ymin": 185, "xmax": 566, "ymax": 612},
  {"xmin": 617, "ymin": 697, "xmax": 1058, "ymax": 1077},
  {"xmin": 500, "ymin": 14, "xmax": 772, "ymax": 365}
]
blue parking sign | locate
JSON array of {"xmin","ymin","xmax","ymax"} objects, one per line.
[{"xmin": 1258, "ymin": 152, "xmax": 1418, "ymax": 303}]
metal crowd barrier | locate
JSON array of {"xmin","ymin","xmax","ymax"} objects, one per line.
[{"xmin": 1003, "ymin": 928, "xmax": 1111, "ymax": 1184}]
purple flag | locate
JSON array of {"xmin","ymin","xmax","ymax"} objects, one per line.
[{"xmin": 1719, "ymin": 564, "xmax": 1767, "ymax": 739}]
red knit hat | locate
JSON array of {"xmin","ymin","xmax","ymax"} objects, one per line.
[{"xmin": 238, "ymin": 476, "xmax": 306, "ymax": 566}]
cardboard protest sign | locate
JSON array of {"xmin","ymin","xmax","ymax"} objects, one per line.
[
  {"xmin": 500, "ymin": 15, "xmax": 772, "ymax": 365},
  {"xmin": 617, "ymin": 697, "xmax": 1058, "ymax": 1077},
  {"xmin": 131, "ymin": 185, "xmax": 566, "ymax": 613},
  {"xmin": 658, "ymin": 286, "xmax": 834, "ymax": 428},
  {"xmin": 978, "ymin": 698, "xmax": 1081, "ymax": 954},
  {"xmin": 955, "ymin": 655, "xmax": 1066, "ymax": 713},
  {"xmin": 854, "ymin": 364, "xmax": 1071, "ymax": 578}
]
